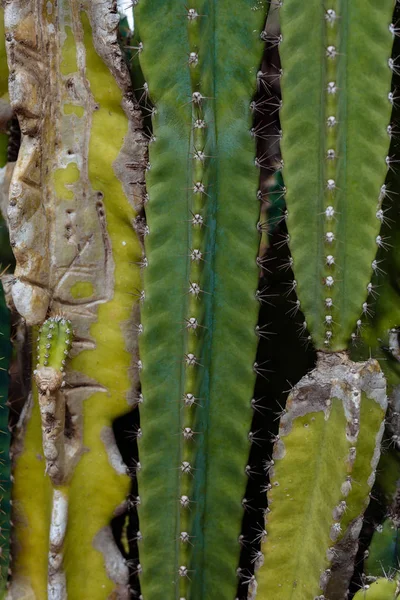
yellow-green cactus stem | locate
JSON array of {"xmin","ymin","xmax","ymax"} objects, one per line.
[
  {"xmin": 255, "ymin": 354, "xmax": 387, "ymax": 600},
  {"xmin": 4, "ymin": 0, "xmax": 146, "ymax": 597},
  {"xmin": 353, "ymin": 578, "xmax": 400, "ymax": 600}
]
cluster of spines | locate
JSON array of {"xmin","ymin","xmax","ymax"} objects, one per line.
[
  {"xmin": 34, "ymin": 316, "xmax": 73, "ymax": 375},
  {"xmin": 319, "ymin": 5, "xmax": 340, "ymax": 349}
]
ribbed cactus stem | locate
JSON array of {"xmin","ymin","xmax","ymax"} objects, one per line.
[
  {"xmin": 4, "ymin": 1, "xmax": 145, "ymax": 595},
  {"xmin": 134, "ymin": 1, "xmax": 267, "ymax": 597},
  {"xmin": 279, "ymin": 0, "xmax": 394, "ymax": 349},
  {"xmin": 0, "ymin": 285, "xmax": 11, "ymax": 595}
]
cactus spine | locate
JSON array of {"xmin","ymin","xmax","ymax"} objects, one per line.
[{"xmin": 134, "ymin": 1, "xmax": 268, "ymax": 597}]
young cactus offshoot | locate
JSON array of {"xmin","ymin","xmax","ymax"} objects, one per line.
[{"xmin": 33, "ymin": 316, "xmax": 72, "ymax": 485}]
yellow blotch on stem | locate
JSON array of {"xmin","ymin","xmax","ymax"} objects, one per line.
[
  {"xmin": 53, "ymin": 162, "xmax": 80, "ymax": 200},
  {"xmin": 61, "ymin": 25, "xmax": 78, "ymax": 75},
  {"xmin": 70, "ymin": 281, "xmax": 94, "ymax": 300},
  {"xmin": 10, "ymin": 337, "xmax": 52, "ymax": 598},
  {"xmin": 63, "ymin": 104, "xmax": 84, "ymax": 118}
]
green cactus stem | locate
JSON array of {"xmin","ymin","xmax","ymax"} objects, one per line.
[
  {"xmin": 353, "ymin": 577, "xmax": 400, "ymax": 600},
  {"xmin": 253, "ymin": 2, "xmax": 394, "ymax": 596},
  {"xmin": 134, "ymin": 1, "xmax": 268, "ymax": 598},
  {"xmin": 365, "ymin": 519, "xmax": 400, "ymax": 579},
  {"xmin": 278, "ymin": 1, "xmax": 394, "ymax": 351},
  {"xmin": 255, "ymin": 353, "xmax": 387, "ymax": 600}
]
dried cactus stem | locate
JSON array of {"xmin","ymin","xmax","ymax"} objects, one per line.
[
  {"xmin": 48, "ymin": 488, "xmax": 68, "ymax": 599},
  {"xmin": 35, "ymin": 373, "xmax": 66, "ymax": 485}
]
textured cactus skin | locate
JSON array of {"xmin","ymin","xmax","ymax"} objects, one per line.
[
  {"xmin": 4, "ymin": 1, "xmax": 145, "ymax": 597},
  {"xmin": 33, "ymin": 316, "xmax": 72, "ymax": 485},
  {"xmin": 279, "ymin": 1, "xmax": 394, "ymax": 350},
  {"xmin": 134, "ymin": 1, "xmax": 267, "ymax": 598},
  {"xmin": 256, "ymin": 354, "xmax": 387, "ymax": 599},
  {"xmin": 353, "ymin": 578, "xmax": 399, "ymax": 600}
]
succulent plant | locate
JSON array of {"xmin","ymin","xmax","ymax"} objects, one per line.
[{"xmin": 1, "ymin": 0, "xmax": 400, "ymax": 599}]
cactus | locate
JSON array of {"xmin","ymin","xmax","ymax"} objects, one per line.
[
  {"xmin": 253, "ymin": 1, "xmax": 395, "ymax": 597},
  {"xmin": 365, "ymin": 519, "xmax": 400, "ymax": 579},
  {"xmin": 0, "ymin": 286, "xmax": 11, "ymax": 596},
  {"xmin": 2, "ymin": 0, "xmax": 400, "ymax": 598},
  {"xmin": 3, "ymin": 1, "xmax": 146, "ymax": 597},
  {"xmin": 278, "ymin": 1, "xmax": 394, "ymax": 351},
  {"xmin": 256, "ymin": 355, "xmax": 387, "ymax": 598},
  {"xmin": 133, "ymin": 1, "xmax": 268, "ymax": 598},
  {"xmin": 353, "ymin": 578, "xmax": 400, "ymax": 600},
  {"xmin": 33, "ymin": 316, "xmax": 72, "ymax": 485}
]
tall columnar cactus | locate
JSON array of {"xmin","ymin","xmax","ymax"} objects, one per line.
[
  {"xmin": 252, "ymin": 1, "xmax": 394, "ymax": 598},
  {"xmin": 2, "ymin": 0, "xmax": 400, "ymax": 598},
  {"xmin": 3, "ymin": 1, "xmax": 146, "ymax": 597},
  {"xmin": 134, "ymin": 1, "xmax": 267, "ymax": 598}
]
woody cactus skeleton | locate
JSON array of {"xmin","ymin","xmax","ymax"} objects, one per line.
[{"xmin": 0, "ymin": 0, "xmax": 399, "ymax": 599}]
